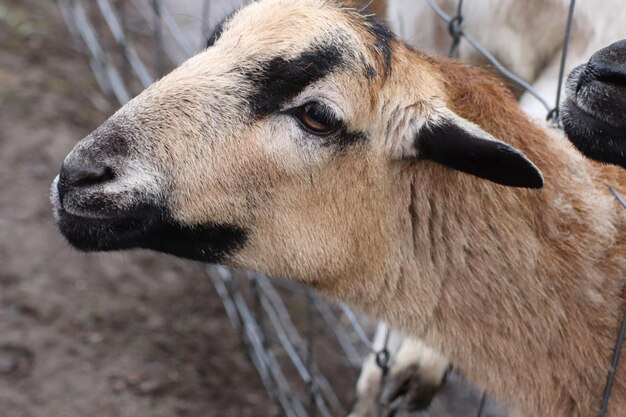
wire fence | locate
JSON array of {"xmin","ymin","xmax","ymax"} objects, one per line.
[{"xmin": 56, "ymin": 0, "xmax": 577, "ymax": 416}]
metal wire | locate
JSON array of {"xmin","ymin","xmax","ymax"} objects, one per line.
[
  {"xmin": 549, "ymin": 0, "xmax": 577, "ymax": 124},
  {"xmin": 476, "ymin": 392, "xmax": 487, "ymax": 417},
  {"xmin": 447, "ymin": 0, "xmax": 463, "ymax": 58},
  {"xmin": 376, "ymin": 325, "xmax": 391, "ymax": 417},
  {"xmin": 424, "ymin": 0, "xmax": 555, "ymax": 115},
  {"xmin": 59, "ymin": 0, "xmax": 132, "ymax": 104},
  {"xmin": 151, "ymin": 0, "xmax": 165, "ymax": 77},
  {"xmin": 96, "ymin": 0, "xmax": 153, "ymax": 88}
]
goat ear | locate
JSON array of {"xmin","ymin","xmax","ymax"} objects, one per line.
[{"xmin": 402, "ymin": 112, "xmax": 544, "ymax": 189}]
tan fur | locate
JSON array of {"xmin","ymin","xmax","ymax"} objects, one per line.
[
  {"xmin": 420, "ymin": 58, "xmax": 626, "ymax": 417},
  {"xmin": 60, "ymin": 1, "xmax": 626, "ymax": 416}
]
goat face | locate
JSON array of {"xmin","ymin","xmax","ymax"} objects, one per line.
[
  {"xmin": 562, "ymin": 39, "xmax": 626, "ymax": 168},
  {"xmin": 51, "ymin": 0, "xmax": 542, "ymax": 288}
]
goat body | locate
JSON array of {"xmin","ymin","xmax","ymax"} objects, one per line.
[
  {"xmin": 357, "ymin": 3, "xmax": 626, "ymax": 413},
  {"xmin": 407, "ymin": 57, "xmax": 626, "ymax": 417}
]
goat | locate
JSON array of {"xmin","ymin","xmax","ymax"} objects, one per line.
[
  {"xmin": 353, "ymin": 0, "xmax": 569, "ymax": 410},
  {"xmin": 355, "ymin": 3, "xmax": 626, "ymax": 412},
  {"xmin": 50, "ymin": 1, "xmax": 626, "ymax": 416},
  {"xmin": 562, "ymin": 39, "xmax": 626, "ymax": 168}
]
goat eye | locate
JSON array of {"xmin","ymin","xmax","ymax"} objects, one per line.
[{"xmin": 294, "ymin": 102, "xmax": 340, "ymax": 135}]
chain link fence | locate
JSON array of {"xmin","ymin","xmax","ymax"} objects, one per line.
[{"xmin": 56, "ymin": 0, "xmax": 577, "ymax": 416}]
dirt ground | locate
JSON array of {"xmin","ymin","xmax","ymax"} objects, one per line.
[{"xmin": 0, "ymin": 1, "xmax": 281, "ymax": 416}]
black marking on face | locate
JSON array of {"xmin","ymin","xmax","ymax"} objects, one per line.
[
  {"xmin": 247, "ymin": 44, "xmax": 345, "ymax": 116},
  {"xmin": 56, "ymin": 204, "xmax": 248, "ymax": 264},
  {"xmin": 304, "ymin": 127, "xmax": 367, "ymax": 150},
  {"xmin": 365, "ymin": 65, "xmax": 377, "ymax": 79},
  {"xmin": 142, "ymin": 216, "xmax": 248, "ymax": 263},
  {"xmin": 417, "ymin": 120, "xmax": 544, "ymax": 188},
  {"xmin": 80, "ymin": 122, "xmax": 131, "ymax": 160},
  {"xmin": 336, "ymin": 130, "xmax": 366, "ymax": 149},
  {"xmin": 364, "ymin": 15, "xmax": 394, "ymax": 78},
  {"xmin": 206, "ymin": 10, "xmax": 237, "ymax": 48}
]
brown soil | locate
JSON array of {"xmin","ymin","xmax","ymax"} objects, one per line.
[{"xmin": 0, "ymin": 1, "xmax": 280, "ymax": 416}]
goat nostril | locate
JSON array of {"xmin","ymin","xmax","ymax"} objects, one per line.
[
  {"xmin": 576, "ymin": 61, "xmax": 626, "ymax": 95},
  {"xmin": 597, "ymin": 69, "xmax": 626, "ymax": 86},
  {"xmin": 61, "ymin": 165, "xmax": 115, "ymax": 188}
]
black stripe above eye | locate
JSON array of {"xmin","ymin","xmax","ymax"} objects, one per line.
[
  {"xmin": 364, "ymin": 15, "xmax": 394, "ymax": 78},
  {"xmin": 246, "ymin": 44, "xmax": 345, "ymax": 116}
]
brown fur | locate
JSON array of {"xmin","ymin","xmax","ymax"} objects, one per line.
[
  {"xmin": 417, "ymin": 58, "xmax": 626, "ymax": 417},
  {"xmin": 366, "ymin": 0, "xmax": 387, "ymax": 17},
  {"xmin": 53, "ymin": 1, "xmax": 626, "ymax": 416}
]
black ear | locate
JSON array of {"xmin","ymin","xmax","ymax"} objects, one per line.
[{"xmin": 415, "ymin": 117, "xmax": 544, "ymax": 189}]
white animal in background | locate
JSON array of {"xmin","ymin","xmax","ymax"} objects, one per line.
[
  {"xmin": 387, "ymin": 0, "xmax": 626, "ymax": 118},
  {"xmin": 348, "ymin": 323, "xmax": 449, "ymax": 417}
]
